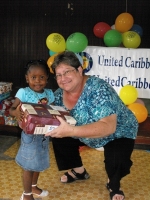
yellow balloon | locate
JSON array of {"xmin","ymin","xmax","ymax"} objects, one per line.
[
  {"xmin": 128, "ymin": 103, "xmax": 148, "ymax": 123},
  {"xmin": 119, "ymin": 85, "xmax": 138, "ymax": 105},
  {"xmin": 46, "ymin": 33, "xmax": 66, "ymax": 53},
  {"xmin": 122, "ymin": 31, "xmax": 141, "ymax": 48},
  {"xmin": 115, "ymin": 12, "xmax": 134, "ymax": 33}
]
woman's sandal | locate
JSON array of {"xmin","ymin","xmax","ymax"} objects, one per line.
[
  {"xmin": 106, "ymin": 183, "xmax": 110, "ymax": 190},
  {"xmin": 32, "ymin": 184, "xmax": 49, "ymax": 197},
  {"xmin": 20, "ymin": 192, "xmax": 32, "ymax": 200},
  {"xmin": 106, "ymin": 183, "xmax": 125, "ymax": 200},
  {"xmin": 61, "ymin": 168, "xmax": 90, "ymax": 183},
  {"xmin": 109, "ymin": 190, "xmax": 125, "ymax": 200}
]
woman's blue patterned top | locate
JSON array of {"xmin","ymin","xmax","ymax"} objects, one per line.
[{"xmin": 54, "ymin": 76, "xmax": 138, "ymax": 148}]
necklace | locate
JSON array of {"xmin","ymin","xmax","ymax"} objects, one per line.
[
  {"xmin": 63, "ymin": 76, "xmax": 88, "ymax": 110},
  {"xmin": 34, "ymin": 89, "xmax": 49, "ymax": 104}
]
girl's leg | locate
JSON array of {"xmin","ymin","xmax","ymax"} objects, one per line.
[
  {"xmin": 32, "ymin": 172, "xmax": 42, "ymax": 195},
  {"xmin": 32, "ymin": 172, "xmax": 49, "ymax": 197},
  {"xmin": 22, "ymin": 170, "xmax": 34, "ymax": 200},
  {"xmin": 32, "ymin": 171, "xmax": 40, "ymax": 185}
]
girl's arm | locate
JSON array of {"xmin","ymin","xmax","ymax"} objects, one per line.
[{"xmin": 9, "ymin": 97, "xmax": 24, "ymax": 121}]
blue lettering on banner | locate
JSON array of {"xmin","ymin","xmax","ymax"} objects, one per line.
[
  {"xmin": 94, "ymin": 75, "xmax": 150, "ymax": 89},
  {"xmin": 125, "ymin": 57, "xmax": 150, "ymax": 68},
  {"xmin": 98, "ymin": 55, "xmax": 123, "ymax": 67},
  {"xmin": 97, "ymin": 55, "xmax": 150, "ymax": 69}
]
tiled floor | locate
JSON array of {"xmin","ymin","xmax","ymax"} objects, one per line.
[{"xmin": 0, "ymin": 135, "xmax": 150, "ymax": 200}]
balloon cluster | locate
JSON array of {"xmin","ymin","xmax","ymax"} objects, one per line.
[
  {"xmin": 93, "ymin": 12, "xmax": 143, "ymax": 48},
  {"xmin": 119, "ymin": 85, "xmax": 148, "ymax": 123},
  {"xmin": 46, "ymin": 32, "xmax": 88, "ymax": 53},
  {"xmin": 46, "ymin": 32, "xmax": 88, "ymax": 72}
]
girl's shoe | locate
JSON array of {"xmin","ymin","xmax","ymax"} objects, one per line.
[
  {"xmin": 32, "ymin": 184, "xmax": 49, "ymax": 197},
  {"xmin": 20, "ymin": 192, "xmax": 32, "ymax": 200}
]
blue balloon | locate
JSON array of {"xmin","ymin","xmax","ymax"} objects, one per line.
[
  {"xmin": 75, "ymin": 53, "xmax": 83, "ymax": 65},
  {"xmin": 49, "ymin": 50, "xmax": 56, "ymax": 56},
  {"xmin": 130, "ymin": 24, "xmax": 143, "ymax": 37}
]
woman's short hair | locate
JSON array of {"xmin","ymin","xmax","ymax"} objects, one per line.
[{"xmin": 52, "ymin": 51, "xmax": 82, "ymax": 73}]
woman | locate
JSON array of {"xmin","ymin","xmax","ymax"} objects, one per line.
[{"xmin": 45, "ymin": 51, "xmax": 138, "ymax": 200}]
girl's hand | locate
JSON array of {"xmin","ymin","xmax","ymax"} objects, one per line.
[
  {"xmin": 16, "ymin": 104, "xmax": 25, "ymax": 122},
  {"xmin": 45, "ymin": 116, "xmax": 74, "ymax": 138}
]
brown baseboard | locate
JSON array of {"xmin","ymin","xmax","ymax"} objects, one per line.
[{"xmin": 135, "ymin": 116, "xmax": 150, "ymax": 145}]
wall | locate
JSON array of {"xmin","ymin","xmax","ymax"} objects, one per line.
[{"xmin": 0, "ymin": 0, "xmax": 150, "ymax": 90}]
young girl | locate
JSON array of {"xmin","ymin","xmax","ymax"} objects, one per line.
[{"xmin": 9, "ymin": 60, "xmax": 55, "ymax": 200}]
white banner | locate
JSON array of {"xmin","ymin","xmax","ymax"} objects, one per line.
[{"xmin": 81, "ymin": 46, "xmax": 150, "ymax": 98}]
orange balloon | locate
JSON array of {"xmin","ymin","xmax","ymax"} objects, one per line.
[
  {"xmin": 115, "ymin": 13, "xmax": 134, "ymax": 33},
  {"xmin": 128, "ymin": 103, "xmax": 148, "ymax": 123},
  {"xmin": 47, "ymin": 53, "xmax": 59, "ymax": 73}
]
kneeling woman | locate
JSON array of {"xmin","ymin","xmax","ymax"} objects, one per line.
[{"xmin": 46, "ymin": 51, "xmax": 138, "ymax": 200}]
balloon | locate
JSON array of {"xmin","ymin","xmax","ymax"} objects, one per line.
[
  {"xmin": 47, "ymin": 53, "xmax": 59, "ymax": 73},
  {"xmin": 135, "ymin": 98, "xmax": 145, "ymax": 106},
  {"xmin": 130, "ymin": 24, "xmax": 143, "ymax": 37},
  {"xmin": 111, "ymin": 24, "xmax": 115, "ymax": 30},
  {"xmin": 66, "ymin": 32, "xmax": 88, "ymax": 53},
  {"xmin": 104, "ymin": 30, "xmax": 122, "ymax": 47},
  {"xmin": 49, "ymin": 50, "xmax": 56, "ymax": 56},
  {"xmin": 75, "ymin": 53, "xmax": 83, "ymax": 65},
  {"xmin": 115, "ymin": 13, "xmax": 134, "ymax": 33},
  {"xmin": 122, "ymin": 31, "xmax": 141, "ymax": 48},
  {"xmin": 119, "ymin": 85, "xmax": 138, "ymax": 105},
  {"xmin": 128, "ymin": 103, "xmax": 148, "ymax": 123},
  {"xmin": 46, "ymin": 33, "xmax": 66, "ymax": 52},
  {"xmin": 93, "ymin": 22, "xmax": 111, "ymax": 38}
]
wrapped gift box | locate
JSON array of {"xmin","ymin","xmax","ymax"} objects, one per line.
[
  {"xmin": 4, "ymin": 115, "xmax": 18, "ymax": 126},
  {"xmin": 0, "ymin": 114, "xmax": 5, "ymax": 125},
  {"xmin": 0, "ymin": 96, "xmax": 15, "ymax": 112},
  {"xmin": 0, "ymin": 91, "xmax": 11, "ymax": 102},
  {"xmin": 0, "ymin": 82, "xmax": 12, "ymax": 94},
  {"xmin": 19, "ymin": 103, "xmax": 76, "ymax": 134},
  {"xmin": 1, "ymin": 96, "xmax": 15, "ymax": 110},
  {"xmin": 0, "ymin": 96, "xmax": 18, "ymax": 126}
]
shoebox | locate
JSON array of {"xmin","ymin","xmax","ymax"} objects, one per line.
[
  {"xmin": 19, "ymin": 103, "xmax": 76, "ymax": 134},
  {"xmin": 0, "ymin": 82, "xmax": 13, "ymax": 94}
]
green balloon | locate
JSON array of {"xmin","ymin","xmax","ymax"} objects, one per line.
[
  {"xmin": 104, "ymin": 30, "xmax": 122, "ymax": 47},
  {"xmin": 66, "ymin": 32, "xmax": 88, "ymax": 53}
]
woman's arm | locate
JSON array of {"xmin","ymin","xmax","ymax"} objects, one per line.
[{"xmin": 45, "ymin": 114, "xmax": 117, "ymax": 138}]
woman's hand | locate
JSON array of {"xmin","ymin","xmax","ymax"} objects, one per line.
[
  {"xmin": 45, "ymin": 114, "xmax": 117, "ymax": 139},
  {"xmin": 45, "ymin": 116, "xmax": 74, "ymax": 138}
]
